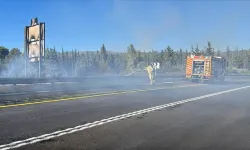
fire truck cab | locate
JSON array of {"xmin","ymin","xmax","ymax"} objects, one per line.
[{"xmin": 186, "ymin": 54, "xmax": 227, "ymax": 83}]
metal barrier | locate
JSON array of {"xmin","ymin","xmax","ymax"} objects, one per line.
[{"xmin": 0, "ymin": 75, "xmax": 185, "ymax": 85}]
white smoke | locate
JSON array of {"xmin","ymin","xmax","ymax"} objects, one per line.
[
  {"xmin": 109, "ymin": 0, "xmax": 182, "ymax": 51},
  {"xmin": 110, "ymin": 0, "xmax": 250, "ymax": 51}
]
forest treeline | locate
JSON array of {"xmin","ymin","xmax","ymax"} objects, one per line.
[{"xmin": 0, "ymin": 41, "xmax": 249, "ymax": 77}]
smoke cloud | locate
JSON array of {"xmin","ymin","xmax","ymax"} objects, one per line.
[
  {"xmin": 110, "ymin": 0, "xmax": 182, "ymax": 51},
  {"xmin": 110, "ymin": 0, "xmax": 250, "ymax": 51}
]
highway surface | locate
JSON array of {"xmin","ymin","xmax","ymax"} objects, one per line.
[{"xmin": 1, "ymin": 77, "xmax": 250, "ymax": 150}]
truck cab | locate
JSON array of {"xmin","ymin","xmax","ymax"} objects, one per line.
[{"xmin": 186, "ymin": 55, "xmax": 227, "ymax": 83}]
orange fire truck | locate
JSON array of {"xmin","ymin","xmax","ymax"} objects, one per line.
[{"xmin": 186, "ymin": 54, "xmax": 227, "ymax": 83}]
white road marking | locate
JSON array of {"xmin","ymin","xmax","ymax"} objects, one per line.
[
  {"xmin": 0, "ymin": 85, "xmax": 249, "ymax": 150},
  {"xmin": 141, "ymin": 81, "xmax": 188, "ymax": 86},
  {"xmin": 156, "ymin": 82, "xmax": 173, "ymax": 84},
  {"xmin": 155, "ymin": 81, "xmax": 188, "ymax": 85}
]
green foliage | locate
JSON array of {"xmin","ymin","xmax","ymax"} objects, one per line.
[
  {"xmin": 126, "ymin": 44, "xmax": 138, "ymax": 72},
  {"xmin": 191, "ymin": 45, "xmax": 194, "ymax": 54},
  {"xmin": 226, "ymin": 46, "xmax": 230, "ymax": 58},
  {"xmin": 0, "ymin": 46, "xmax": 9, "ymax": 60},
  {"xmin": 8, "ymin": 48, "xmax": 21, "ymax": 59},
  {"xmin": 2, "ymin": 41, "xmax": 250, "ymax": 77},
  {"xmin": 216, "ymin": 49, "xmax": 221, "ymax": 56},
  {"xmin": 43, "ymin": 47, "xmax": 62, "ymax": 77},
  {"xmin": 205, "ymin": 41, "xmax": 213, "ymax": 56},
  {"xmin": 194, "ymin": 44, "xmax": 201, "ymax": 56},
  {"xmin": 99, "ymin": 44, "xmax": 108, "ymax": 73}
]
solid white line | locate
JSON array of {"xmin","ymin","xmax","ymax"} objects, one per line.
[
  {"xmin": 156, "ymin": 82, "xmax": 173, "ymax": 84},
  {"xmin": 141, "ymin": 81, "xmax": 188, "ymax": 86},
  {"xmin": 0, "ymin": 85, "xmax": 250, "ymax": 150},
  {"xmin": 155, "ymin": 81, "xmax": 188, "ymax": 85}
]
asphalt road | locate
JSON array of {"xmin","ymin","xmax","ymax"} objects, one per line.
[
  {"xmin": 0, "ymin": 77, "xmax": 185, "ymax": 104},
  {"xmin": 1, "ymin": 77, "xmax": 250, "ymax": 150}
]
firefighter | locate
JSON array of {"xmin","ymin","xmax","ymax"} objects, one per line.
[
  {"xmin": 145, "ymin": 63, "xmax": 155, "ymax": 85},
  {"xmin": 153, "ymin": 62, "xmax": 157, "ymax": 76}
]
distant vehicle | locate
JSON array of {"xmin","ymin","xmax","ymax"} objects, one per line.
[{"xmin": 186, "ymin": 54, "xmax": 228, "ymax": 83}]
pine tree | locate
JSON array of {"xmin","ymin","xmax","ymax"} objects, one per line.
[
  {"xmin": 100, "ymin": 44, "xmax": 107, "ymax": 61},
  {"xmin": 226, "ymin": 46, "xmax": 230, "ymax": 58},
  {"xmin": 166, "ymin": 46, "xmax": 174, "ymax": 68},
  {"xmin": 43, "ymin": 47, "xmax": 60, "ymax": 77},
  {"xmin": 126, "ymin": 44, "xmax": 138, "ymax": 72},
  {"xmin": 99, "ymin": 44, "xmax": 108, "ymax": 74},
  {"xmin": 191, "ymin": 45, "xmax": 194, "ymax": 54},
  {"xmin": 185, "ymin": 49, "xmax": 188, "ymax": 57},
  {"xmin": 216, "ymin": 49, "xmax": 221, "ymax": 56},
  {"xmin": 204, "ymin": 41, "xmax": 213, "ymax": 56},
  {"xmin": 194, "ymin": 44, "xmax": 201, "ymax": 55},
  {"xmin": 179, "ymin": 48, "xmax": 183, "ymax": 65}
]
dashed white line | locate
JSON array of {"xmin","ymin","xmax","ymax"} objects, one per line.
[{"xmin": 0, "ymin": 85, "xmax": 250, "ymax": 150}]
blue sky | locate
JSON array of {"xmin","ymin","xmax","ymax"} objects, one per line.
[{"xmin": 0, "ymin": 0, "xmax": 250, "ymax": 52}]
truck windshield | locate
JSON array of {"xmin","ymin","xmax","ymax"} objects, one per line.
[{"xmin": 193, "ymin": 61, "xmax": 204, "ymax": 74}]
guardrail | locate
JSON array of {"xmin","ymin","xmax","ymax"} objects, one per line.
[
  {"xmin": 0, "ymin": 74, "xmax": 247, "ymax": 85},
  {"xmin": 225, "ymin": 74, "xmax": 250, "ymax": 76},
  {"xmin": 0, "ymin": 75, "xmax": 185, "ymax": 85}
]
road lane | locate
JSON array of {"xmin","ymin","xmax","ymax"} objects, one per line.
[
  {"xmin": 0, "ymin": 82, "xmax": 201, "ymax": 144},
  {"xmin": 0, "ymin": 79, "xmax": 186, "ymax": 104},
  {"xmin": 15, "ymin": 83, "xmax": 250, "ymax": 150},
  {"xmin": 1, "ymin": 80, "xmax": 250, "ymax": 149},
  {"xmin": 1, "ymin": 77, "xmax": 247, "ymax": 109},
  {"xmin": 0, "ymin": 76, "xmax": 243, "ymax": 104}
]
